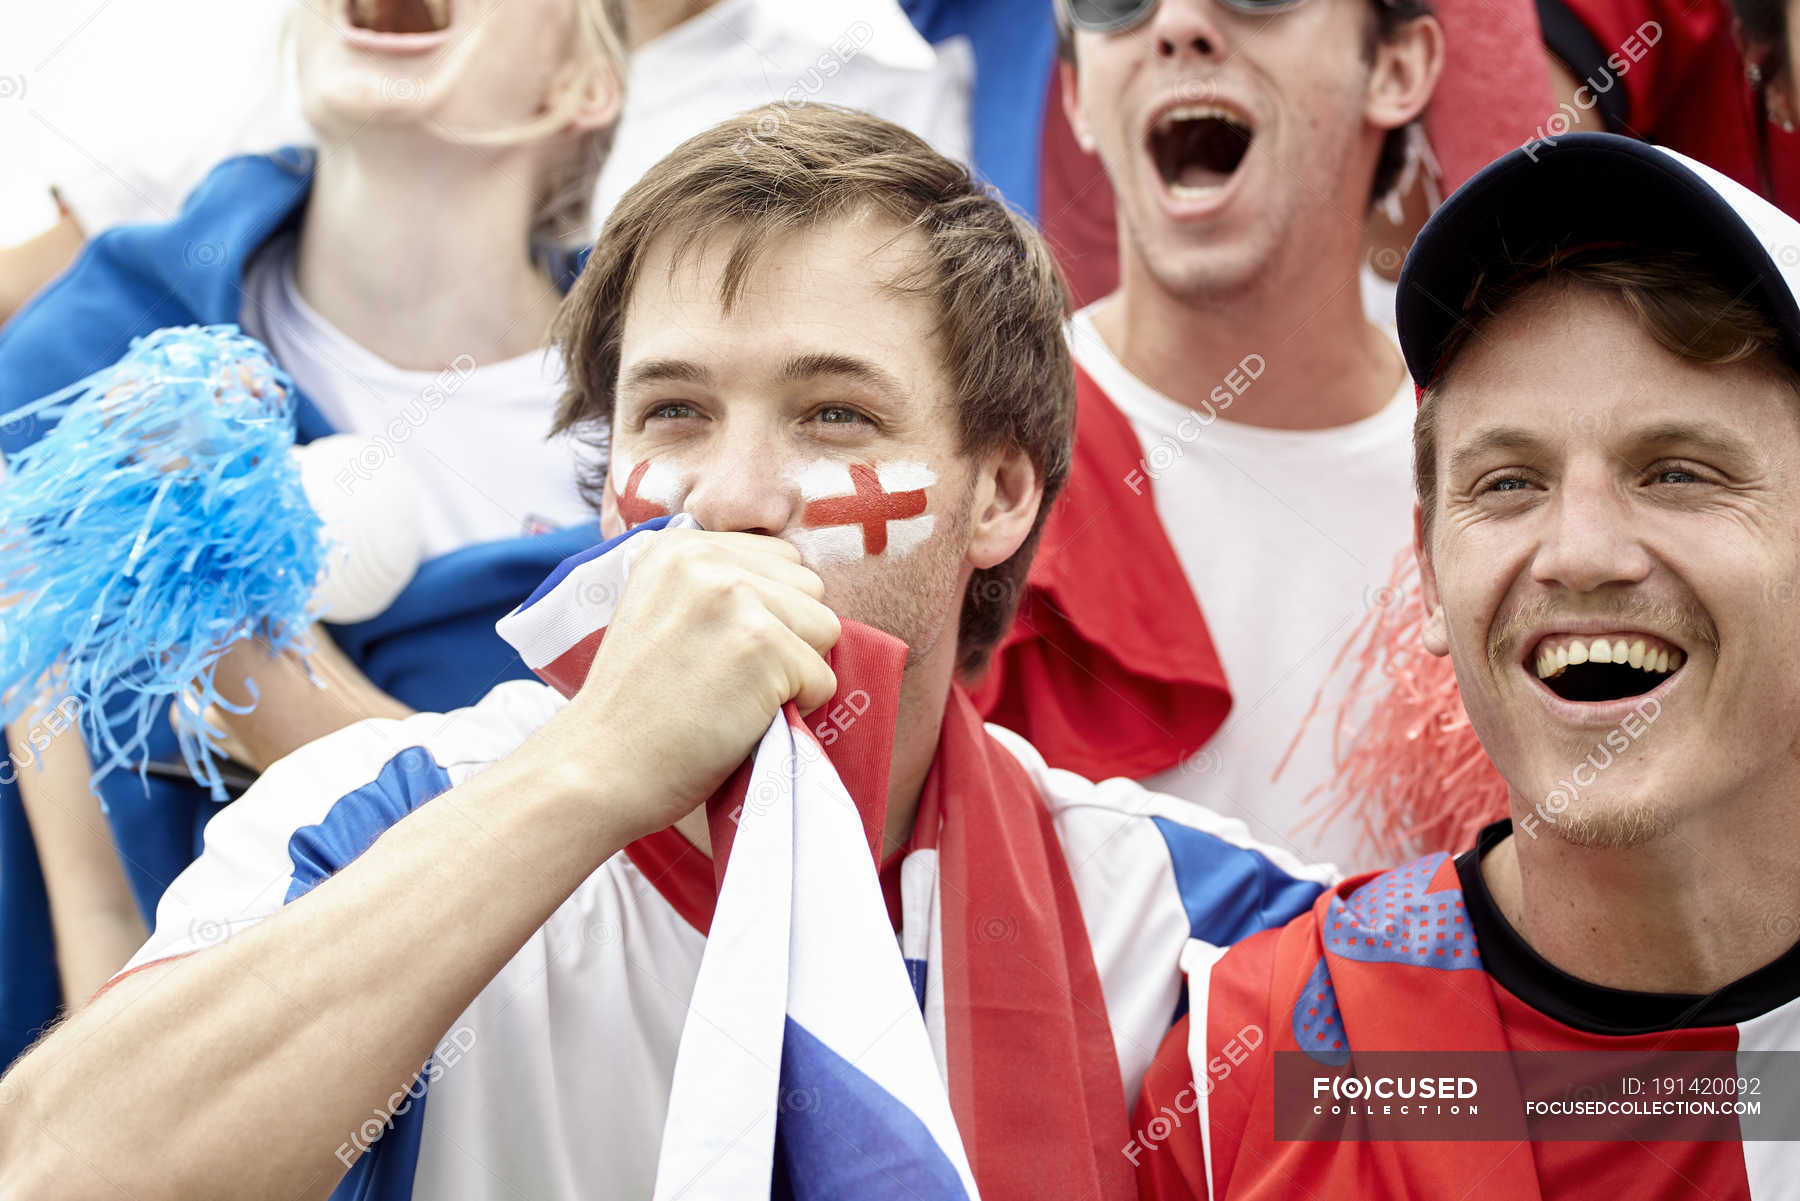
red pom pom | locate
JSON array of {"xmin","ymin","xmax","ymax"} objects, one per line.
[{"xmin": 1278, "ymin": 548, "xmax": 1508, "ymax": 862}]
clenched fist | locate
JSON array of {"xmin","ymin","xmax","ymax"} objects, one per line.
[{"xmin": 528, "ymin": 529, "xmax": 840, "ymax": 845}]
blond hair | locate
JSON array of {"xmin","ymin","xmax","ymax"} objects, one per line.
[
  {"xmin": 448, "ymin": 0, "xmax": 629, "ymax": 242},
  {"xmin": 281, "ymin": 0, "xmax": 628, "ymax": 244}
]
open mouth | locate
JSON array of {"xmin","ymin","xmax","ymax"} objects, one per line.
[
  {"xmin": 348, "ymin": 0, "xmax": 451, "ymax": 34},
  {"xmin": 1531, "ymin": 634, "xmax": 1684, "ymax": 703},
  {"xmin": 1148, "ymin": 106, "xmax": 1253, "ymax": 197}
]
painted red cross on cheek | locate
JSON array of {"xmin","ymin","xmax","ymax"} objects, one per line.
[
  {"xmin": 614, "ymin": 460, "xmax": 670, "ymax": 528},
  {"xmin": 801, "ymin": 463, "xmax": 928, "ymax": 555}
]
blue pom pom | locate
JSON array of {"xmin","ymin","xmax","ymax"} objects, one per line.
[{"xmin": 0, "ymin": 325, "xmax": 324, "ymax": 800}]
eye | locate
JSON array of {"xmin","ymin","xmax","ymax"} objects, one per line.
[
  {"xmin": 813, "ymin": 405, "xmax": 874, "ymax": 426},
  {"xmin": 1648, "ymin": 466, "xmax": 1700, "ymax": 485},
  {"xmin": 1477, "ymin": 473, "xmax": 1532, "ymax": 495},
  {"xmin": 646, "ymin": 401, "xmax": 698, "ymax": 421}
]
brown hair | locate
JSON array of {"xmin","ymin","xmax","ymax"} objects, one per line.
[
  {"xmin": 1415, "ymin": 246, "xmax": 1796, "ymax": 542},
  {"xmin": 537, "ymin": 0, "xmax": 631, "ymax": 243},
  {"xmin": 552, "ymin": 102, "xmax": 1076, "ymax": 676}
]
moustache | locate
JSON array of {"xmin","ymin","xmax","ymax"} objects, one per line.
[{"xmin": 1487, "ymin": 595, "xmax": 1720, "ymax": 668}]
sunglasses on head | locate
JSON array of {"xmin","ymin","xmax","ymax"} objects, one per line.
[{"xmin": 1060, "ymin": 0, "xmax": 1312, "ymax": 32}]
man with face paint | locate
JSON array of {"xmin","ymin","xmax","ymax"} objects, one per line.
[
  {"xmin": 0, "ymin": 106, "xmax": 1336, "ymax": 1201},
  {"xmin": 1134, "ymin": 133, "xmax": 1800, "ymax": 1200}
]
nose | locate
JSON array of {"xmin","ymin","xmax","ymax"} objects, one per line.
[
  {"xmin": 1531, "ymin": 462, "xmax": 1654, "ymax": 595},
  {"xmin": 679, "ymin": 432, "xmax": 799, "ymax": 538},
  {"xmin": 1146, "ymin": 0, "xmax": 1223, "ymax": 60}
]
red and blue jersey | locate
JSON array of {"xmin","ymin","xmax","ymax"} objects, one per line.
[{"xmin": 1137, "ymin": 820, "xmax": 1800, "ymax": 1200}]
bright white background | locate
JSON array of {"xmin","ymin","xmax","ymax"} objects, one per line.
[{"xmin": 0, "ymin": 2, "xmax": 303, "ymax": 243}]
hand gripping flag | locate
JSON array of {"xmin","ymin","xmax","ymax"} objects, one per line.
[
  {"xmin": 497, "ymin": 517, "xmax": 1135, "ymax": 1201},
  {"xmin": 499, "ymin": 516, "xmax": 982, "ymax": 1198}
]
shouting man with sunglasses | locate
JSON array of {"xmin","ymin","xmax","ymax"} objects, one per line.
[{"xmin": 974, "ymin": 0, "xmax": 1444, "ymax": 870}]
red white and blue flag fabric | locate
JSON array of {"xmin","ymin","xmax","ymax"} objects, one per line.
[
  {"xmin": 502, "ymin": 514, "xmax": 983, "ymax": 1198},
  {"xmin": 112, "ymin": 518, "xmax": 1334, "ymax": 1200}
]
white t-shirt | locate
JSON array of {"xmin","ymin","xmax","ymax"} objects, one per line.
[
  {"xmin": 239, "ymin": 234, "xmax": 598, "ymax": 562},
  {"xmin": 122, "ymin": 679, "xmax": 1333, "ymax": 1198},
  {"xmin": 1069, "ymin": 306, "xmax": 1417, "ymax": 873},
  {"xmin": 589, "ymin": 0, "xmax": 973, "ymax": 229}
]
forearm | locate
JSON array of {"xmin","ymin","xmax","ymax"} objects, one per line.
[
  {"xmin": 0, "ymin": 723, "xmax": 629, "ymax": 1201},
  {"xmin": 207, "ymin": 628, "xmax": 415, "ymax": 771},
  {"xmin": 0, "ymin": 212, "xmax": 84, "ymax": 326},
  {"xmin": 8, "ymin": 714, "xmax": 148, "ymax": 1006}
]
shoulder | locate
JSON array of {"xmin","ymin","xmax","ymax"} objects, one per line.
[
  {"xmin": 268, "ymin": 677, "xmax": 562, "ymax": 793},
  {"xmin": 985, "ymin": 723, "xmax": 1335, "ymax": 941},
  {"xmin": 988, "ymin": 724, "xmax": 1334, "ymax": 879},
  {"xmin": 190, "ymin": 678, "xmax": 563, "ymax": 885},
  {"xmin": 0, "ymin": 148, "xmax": 314, "ymax": 434},
  {"xmin": 121, "ymin": 680, "xmax": 565, "ymax": 972}
]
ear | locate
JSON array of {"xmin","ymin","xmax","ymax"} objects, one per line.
[
  {"xmin": 1765, "ymin": 63, "xmax": 1800, "ymax": 132},
  {"xmin": 1414, "ymin": 502, "xmax": 1450, "ymax": 657},
  {"xmin": 1059, "ymin": 57, "xmax": 1098, "ymax": 154},
  {"xmin": 968, "ymin": 447, "xmax": 1044, "ymax": 571},
  {"xmin": 548, "ymin": 57, "xmax": 623, "ymax": 135},
  {"xmin": 1365, "ymin": 14, "xmax": 1445, "ymax": 132}
]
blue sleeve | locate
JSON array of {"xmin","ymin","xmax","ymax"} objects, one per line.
[
  {"xmin": 1150, "ymin": 815, "xmax": 1327, "ymax": 947},
  {"xmin": 898, "ymin": 0, "xmax": 1058, "ymax": 220}
]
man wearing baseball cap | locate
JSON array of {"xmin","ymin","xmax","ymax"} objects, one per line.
[{"xmin": 1133, "ymin": 131, "xmax": 1800, "ymax": 1198}]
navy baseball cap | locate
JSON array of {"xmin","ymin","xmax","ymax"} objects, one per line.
[{"xmin": 1396, "ymin": 132, "xmax": 1800, "ymax": 390}]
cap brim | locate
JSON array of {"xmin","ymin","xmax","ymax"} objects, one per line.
[{"xmin": 1397, "ymin": 132, "xmax": 1800, "ymax": 388}]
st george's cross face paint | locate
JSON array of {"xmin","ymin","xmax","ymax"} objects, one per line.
[
  {"xmin": 788, "ymin": 459, "xmax": 936, "ymax": 565},
  {"xmin": 609, "ymin": 456, "xmax": 687, "ymax": 529},
  {"xmin": 606, "ymin": 453, "xmax": 939, "ymax": 565}
]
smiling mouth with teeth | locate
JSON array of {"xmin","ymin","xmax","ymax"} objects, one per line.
[
  {"xmin": 350, "ymin": 0, "xmax": 451, "ymax": 34},
  {"xmin": 1532, "ymin": 635, "xmax": 1684, "ymax": 703},
  {"xmin": 1149, "ymin": 106, "xmax": 1252, "ymax": 196}
]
